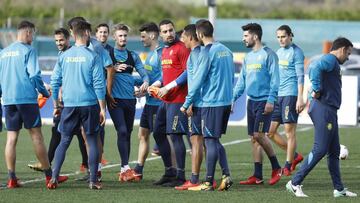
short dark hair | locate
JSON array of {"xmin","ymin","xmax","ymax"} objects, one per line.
[
  {"xmin": 96, "ymin": 23, "xmax": 109, "ymax": 33},
  {"xmin": 67, "ymin": 16, "xmax": 86, "ymax": 30},
  {"xmin": 331, "ymin": 37, "xmax": 353, "ymax": 51},
  {"xmin": 195, "ymin": 19, "xmax": 213, "ymax": 37},
  {"xmin": 54, "ymin": 28, "xmax": 70, "ymax": 39},
  {"xmin": 277, "ymin": 25, "xmax": 294, "ymax": 37},
  {"xmin": 242, "ymin": 23, "xmax": 262, "ymax": 40},
  {"xmin": 159, "ymin": 19, "xmax": 174, "ymax": 28},
  {"xmin": 139, "ymin": 22, "xmax": 159, "ymax": 34},
  {"xmin": 17, "ymin": 20, "xmax": 35, "ymax": 30},
  {"xmin": 72, "ymin": 20, "xmax": 91, "ymax": 37},
  {"xmin": 113, "ymin": 23, "xmax": 130, "ymax": 33},
  {"xmin": 183, "ymin": 24, "xmax": 198, "ymax": 41}
]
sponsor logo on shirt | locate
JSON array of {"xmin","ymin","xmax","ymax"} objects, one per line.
[
  {"xmin": 247, "ymin": 63, "xmax": 262, "ymax": 70},
  {"xmin": 144, "ymin": 64, "xmax": 153, "ymax": 71},
  {"xmin": 1, "ymin": 51, "xmax": 20, "ymax": 58},
  {"xmin": 65, "ymin": 57, "xmax": 86, "ymax": 63},
  {"xmin": 161, "ymin": 59, "xmax": 173, "ymax": 65},
  {"xmin": 216, "ymin": 51, "xmax": 230, "ymax": 58},
  {"xmin": 279, "ymin": 60, "xmax": 289, "ymax": 67}
]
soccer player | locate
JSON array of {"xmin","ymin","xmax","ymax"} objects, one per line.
[
  {"xmin": 95, "ymin": 22, "xmax": 113, "ymax": 166},
  {"xmin": 96, "ymin": 23, "xmax": 113, "ymax": 53},
  {"xmin": 233, "ymin": 23, "xmax": 282, "ymax": 185},
  {"xmin": 150, "ymin": 19, "xmax": 190, "ymax": 187},
  {"xmin": 173, "ymin": 24, "xmax": 203, "ymax": 190},
  {"xmin": 286, "ymin": 37, "xmax": 357, "ymax": 198},
  {"xmin": 180, "ymin": 20, "xmax": 234, "ymax": 191},
  {"xmin": 0, "ymin": 20, "xmax": 68, "ymax": 188},
  {"xmin": 27, "ymin": 28, "xmax": 89, "ymax": 173},
  {"xmin": 107, "ymin": 23, "xmax": 149, "ymax": 182},
  {"xmin": 132, "ymin": 22, "xmax": 163, "ymax": 180},
  {"xmin": 48, "ymin": 20, "xmax": 106, "ymax": 190},
  {"xmin": 267, "ymin": 25, "xmax": 304, "ymax": 176},
  {"xmin": 67, "ymin": 17, "xmax": 113, "ymax": 182}
]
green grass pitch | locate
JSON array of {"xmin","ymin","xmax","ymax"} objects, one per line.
[{"xmin": 0, "ymin": 125, "xmax": 359, "ymax": 202}]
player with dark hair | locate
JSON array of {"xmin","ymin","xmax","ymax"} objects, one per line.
[
  {"xmin": 234, "ymin": 23, "xmax": 282, "ymax": 186},
  {"xmin": 286, "ymin": 37, "xmax": 357, "ymax": 197}
]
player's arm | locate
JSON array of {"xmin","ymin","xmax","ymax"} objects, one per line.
[
  {"xmin": 263, "ymin": 52, "xmax": 280, "ymax": 114},
  {"xmin": 309, "ymin": 56, "xmax": 335, "ymax": 98},
  {"xmin": 50, "ymin": 59, "xmax": 63, "ymax": 116},
  {"xmin": 182, "ymin": 52, "xmax": 209, "ymax": 109},
  {"xmin": 232, "ymin": 59, "xmax": 247, "ymax": 103},
  {"xmin": 158, "ymin": 70, "xmax": 187, "ymax": 98},
  {"xmin": 92, "ymin": 55, "xmax": 107, "ymax": 126},
  {"xmin": 27, "ymin": 48, "xmax": 50, "ymax": 97},
  {"xmin": 294, "ymin": 48, "xmax": 305, "ymax": 113},
  {"xmin": 133, "ymin": 52, "xmax": 149, "ymax": 92}
]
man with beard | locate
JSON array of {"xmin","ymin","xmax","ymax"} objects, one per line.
[{"xmin": 233, "ymin": 23, "xmax": 282, "ymax": 186}]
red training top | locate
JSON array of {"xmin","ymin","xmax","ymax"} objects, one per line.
[{"xmin": 161, "ymin": 41, "xmax": 190, "ymax": 103}]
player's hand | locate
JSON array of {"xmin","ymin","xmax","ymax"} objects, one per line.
[
  {"xmin": 53, "ymin": 108, "xmax": 61, "ymax": 117},
  {"xmin": 186, "ymin": 105, "xmax": 193, "ymax": 117},
  {"xmin": 115, "ymin": 64, "xmax": 127, "ymax": 72},
  {"xmin": 263, "ymin": 102, "xmax": 274, "ymax": 115},
  {"xmin": 311, "ymin": 91, "xmax": 320, "ymax": 99},
  {"xmin": 180, "ymin": 106, "xmax": 187, "ymax": 114},
  {"xmin": 106, "ymin": 95, "xmax": 117, "ymax": 109},
  {"xmin": 44, "ymin": 83, "xmax": 52, "ymax": 98},
  {"xmin": 99, "ymin": 109, "xmax": 106, "ymax": 126},
  {"xmin": 158, "ymin": 87, "xmax": 170, "ymax": 98},
  {"xmin": 139, "ymin": 81, "xmax": 149, "ymax": 93},
  {"xmin": 296, "ymin": 98, "xmax": 305, "ymax": 113}
]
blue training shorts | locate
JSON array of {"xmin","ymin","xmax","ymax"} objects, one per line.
[
  {"xmin": 272, "ymin": 96, "xmax": 298, "ymax": 124},
  {"xmin": 247, "ymin": 100, "xmax": 272, "ymax": 135},
  {"xmin": 201, "ymin": 105, "xmax": 231, "ymax": 138},
  {"xmin": 4, "ymin": 104, "xmax": 42, "ymax": 131}
]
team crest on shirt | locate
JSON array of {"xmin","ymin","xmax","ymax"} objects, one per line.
[
  {"xmin": 327, "ymin": 123, "xmax": 332, "ymax": 130},
  {"xmin": 169, "ymin": 50, "xmax": 173, "ymax": 56}
]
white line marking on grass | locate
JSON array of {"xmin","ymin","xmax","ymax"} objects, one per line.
[{"xmin": 21, "ymin": 127, "xmax": 312, "ymax": 185}]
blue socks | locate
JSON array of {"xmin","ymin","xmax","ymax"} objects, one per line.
[
  {"xmin": 204, "ymin": 138, "xmax": 219, "ymax": 183},
  {"xmin": 254, "ymin": 162, "xmax": 263, "ymax": 179}
]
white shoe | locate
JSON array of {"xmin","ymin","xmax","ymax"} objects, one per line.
[
  {"xmin": 286, "ymin": 180, "xmax": 308, "ymax": 197},
  {"xmin": 334, "ymin": 188, "xmax": 357, "ymax": 197}
]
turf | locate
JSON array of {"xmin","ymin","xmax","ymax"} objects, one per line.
[{"xmin": 0, "ymin": 125, "xmax": 359, "ymax": 202}]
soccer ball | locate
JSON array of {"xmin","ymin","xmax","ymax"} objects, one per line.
[{"xmin": 339, "ymin": 145, "xmax": 349, "ymax": 160}]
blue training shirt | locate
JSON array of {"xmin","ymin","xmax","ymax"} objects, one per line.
[
  {"xmin": 185, "ymin": 45, "xmax": 203, "ymax": 107},
  {"xmin": 308, "ymin": 54, "xmax": 342, "ymax": 109},
  {"xmin": 0, "ymin": 42, "xmax": 49, "ymax": 105},
  {"xmin": 51, "ymin": 45, "xmax": 106, "ymax": 107},
  {"xmin": 88, "ymin": 37, "xmax": 113, "ymax": 68},
  {"xmin": 233, "ymin": 46, "xmax": 279, "ymax": 104},
  {"xmin": 277, "ymin": 43, "xmax": 304, "ymax": 97},
  {"xmin": 111, "ymin": 48, "xmax": 149, "ymax": 99},
  {"xmin": 143, "ymin": 46, "xmax": 162, "ymax": 106},
  {"xmin": 183, "ymin": 42, "xmax": 234, "ymax": 108}
]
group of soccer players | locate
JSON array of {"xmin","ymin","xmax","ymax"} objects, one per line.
[{"xmin": 0, "ymin": 17, "xmax": 357, "ymax": 197}]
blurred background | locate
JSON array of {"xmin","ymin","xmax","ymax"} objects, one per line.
[{"xmin": 1, "ymin": 0, "xmax": 360, "ymax": 125}]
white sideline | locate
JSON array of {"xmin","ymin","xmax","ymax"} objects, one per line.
[{"xmin": 21, "ymin": 127, "xmax": 313, "ymax": 185}]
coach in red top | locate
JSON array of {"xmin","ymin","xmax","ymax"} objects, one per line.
[{"xmin": 149, "ymin": 19, "xmax": 190, "ymax": 187}]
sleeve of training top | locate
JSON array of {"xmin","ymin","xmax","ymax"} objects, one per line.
[
  {"xmin": 92, "ymin": 55, "xmax": 106, "ymax": 100},
  {"xmin": 133, "ymin": 52, "xmax": 149, "ymax": 83},
  {"xmin": 51, "ymin": 58, "xmax": 63, "ymax": 102},
  {"xmin": 309, "ymin": 55, "xmax": 335, "ymax": 92},
  {"xmin": 182, "ymin": 52, "xmax": 210, "ymax": 109},
  {"xmin": 175, "ymin": 70, "xmax": 187, "ymax": 86},
  {"xmin": 232, "ymin": 59, "xmax": 246, "ymax": 102},
  {"xmin": 102, "ymin": 48, "xmax": 113, "ymax": 68},
  {"xmin": 27, "ymin": 48, "xmax": 49, "ymax": 97},
  {"xmin": 133, "ymin": 75, "xmax": 143, "ymax": 86},
  {"xmin": 267, "ymin": 52, "xmax": 279, "ymax": 104},
  {"xmin": 294, "ymin": 48, "xmax": 305, "ymax": 85},
  {"xmin": 178, "ymin": 46, "xmax": 190, "ymax": 71}
]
